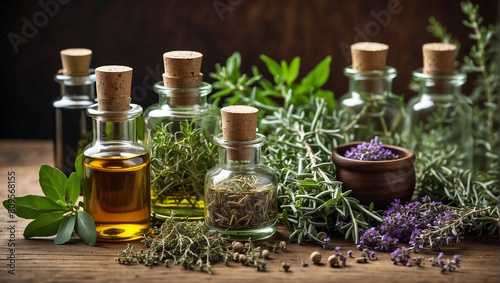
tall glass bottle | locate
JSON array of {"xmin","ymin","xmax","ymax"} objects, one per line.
[
  {"xmin": 405, "ymin": 43, "xmax": 472, "ymax": 170},
  {"xmin": 83, "ymin": 66, "xmax": 150, "ymax": 242},
  {"xmin": 339, "ymin": 42, "xmax": 402, "ymax": 144},
  {"xmin": 143, "ymin": 51, "xmax": 219, "ymax": 221},
  {"xmin": 405, "ymin": 69, "xmax": 472, "ymax": 168},
  {"xmin": 53, "ymin": 48, "xmax": 95, "ymax": 176},
  {"xmin": 339, "ymin": 67, "xmax": 401, "ymax": 143},
  {"xmin": 204, "ymin": 106, "xmax": 278, "ymax": 240}
]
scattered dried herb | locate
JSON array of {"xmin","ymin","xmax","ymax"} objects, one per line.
[{"xmin": 116, "ymin": 216, "xmax": 227, "ymax": 274}]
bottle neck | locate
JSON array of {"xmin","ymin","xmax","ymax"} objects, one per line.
[
  {"xmin": 413, "ymin": 69, "xmax": 466, "ymax": 97},
  {"xmin": 54, "ymin": 70, "xmax": 96, "ymax": 100},
  {"xmin": 154, "ymin": 81, "xmax": 211, "ymax": 107},
  {"xmin": 87, "ymin": 104, "xmax": 142, "ymax": 144},
  {"xmin": 344, "ymin": 66, "xmax": 397, "ymax": 96},
  {"xmin": 215, "ymin": 134, "xmax": 265, "ymax": 167}
]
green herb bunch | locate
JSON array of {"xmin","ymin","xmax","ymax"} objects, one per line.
[
  {"xmin": 116, "ymin": 216, "xmax": 227, "ymax": 274},
  {"xmin": 150, "ymin": 120, "xmax": 217, "ymax": 211},
  {"xmin": 2, "ymin": 157, "xmax": 96, "ymax": 245},
  {"xmin": 211, "ymin": 52, "xmax": 382, "ymax": 244}
]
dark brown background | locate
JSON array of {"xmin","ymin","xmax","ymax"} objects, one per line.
[{"xmin": 1, "ymin": 0, "xmax": 497, "ymax": 139}]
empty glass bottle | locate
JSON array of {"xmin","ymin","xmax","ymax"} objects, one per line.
[
  {"xmin": 339, "ymin": 66, "xmax": 402, "ymax": 143},
  {"xmin": 405, "ymin": 69, "xmax": 472, "ymax": 169}
]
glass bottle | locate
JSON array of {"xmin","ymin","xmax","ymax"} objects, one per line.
[
  {"xmin": 53, "ymin": 69, "xmax": 95, "ymax": 176},
  {"xmin": 339, "ymin": 66, "xmax": 402, "ymax": 143},
  {"xmin": 204, "ymin": 133, "xmax": 278, "ymax": 240},
  {"xmin": 405, "ymin": 69, "xmax": 472, "ymax": 169},
  {"xmin": 83, "ymin": 103, "xmax": 151, "ymax": 241},
  {"xmin": 143, "ymin": 82, "xmax": 219, "ymax": 220}
]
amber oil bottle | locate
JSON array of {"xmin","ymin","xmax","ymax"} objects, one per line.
[{"xmin": 83, "ymin": 66, "xmax": 150, "ymax": 241}]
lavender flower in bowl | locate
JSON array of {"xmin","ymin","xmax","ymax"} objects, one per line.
[
  {"xmin": 332, "ymin": 137, "xmax": 415, "ymax": 209},
  {"xmin": 344, "ymin": 136, "xmax": 399, "ymax": 161}
]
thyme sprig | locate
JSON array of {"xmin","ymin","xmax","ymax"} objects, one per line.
[
  {"xmin": 149, "ymin": 120, "xmax": 217, "ymax": 209},
  {"xmin": 116, "ymin": 216, "xmax": 228, "ymax": 274}
]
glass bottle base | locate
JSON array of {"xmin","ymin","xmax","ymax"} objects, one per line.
[
  {"xmin": 96, "ymin": 224, "xmax": 150, "ymax": 242},
  {"xmin": 152, "ymin": 201, "xmax": 205, "ymax": 220},
  {"xmin": 205, "ymin": 222, "xmax": 277, "ymax": 241}
]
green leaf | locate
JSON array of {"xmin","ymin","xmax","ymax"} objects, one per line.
[
  {"xmin": 75, "ymin": 211, "xmax": 96, "ymax": 246},
  {"xmin": 65, "ymin": 173, "xmax": 80, "ymax": 205},
  {"xmin": 24, "ymin": 212, "xmax": 67, "ymax": 238},
  {"xmin": 75, "ymin": 154, "xmax": 84, "ymax": 195},
  {"xmin": 314, "ymin": 90, "xmax": 336, "ymax": 112},
  {"xmin": 260, "ymin": 54, "xmax": 282, "ymax": 77},
  {"xmin": 285, "ymin": 57, "xmax": 301, "ymax": 86},
  {"xmin": 2, "ymin": 195, "xmax": 69, "ymax": 219},
  {"xmin": 39, "ymin": 164, "xmax": 67, "ymax": 202},
  {"xmin": 54, "ymin": 214, "xmax": 76, "ymax": 245},
  {"xmin": 300, "ymin": 56, "xmax": 332, "ymax": 89},
  {"xmin": 136, "ymin": 116, "xmax": 144, "ymax": 141}
]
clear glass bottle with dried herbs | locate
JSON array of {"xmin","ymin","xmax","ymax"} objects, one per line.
[
  {"xmin": 143, "ymin": 51, "xmax": 219, "ymax": 220},
  {"xmin": 204, "ymin": 106, "xmax": 277, "ymax": 240}
]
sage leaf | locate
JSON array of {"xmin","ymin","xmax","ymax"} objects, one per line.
[
  {"xmin": 2, "ymin": 195, "xmax": 69, "ymax": 219},
  {"xmin": 39, "ymin": 164, "xmax": 67, "ymax": 202},
  {"xmin": 75, "ymin": 211, "xmax": 96, "ymax": 246},
  {"xmin": 54, "ymin": 214, "xmax": 76, "ymax": 245},
  {"xmin": 65, "ymin": 173, "xmax": 80, "ymax": 205},
  {"xmin": 24, "ymin": 212, "xmax": 66, "ymax": 238},
  {"xmin": 300, "ymin": 55, "xmax": 331, "ymax": 89},
  {"xmin": 260, "ymin": 54, "xmax": 282, "ymax": 77},
  {"xmin": 285, "ymin": 56, "xmax": 300, "ymax": 86}
]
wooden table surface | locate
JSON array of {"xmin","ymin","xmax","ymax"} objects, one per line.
[{"xmin": 0, "ymin": 139, "xmax": 499, "ymax": 283}]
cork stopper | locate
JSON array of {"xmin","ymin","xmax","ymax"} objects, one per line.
[
  {"xmin": 221, "ymin": 106, "xmax": 259, "ymax": 160},
  {"xmin": 95, "ymin": 65, "xmax": 133, "ymax": 114},
  {"xmin": 162, "ymin": 72, "xmax": 203, "ymax": 88},
  {"xmin": 351, "ymin": 42, "xmax": 389, "ymax": 71},
  {"xmin": 60, "ymin": 48, "xmax": 92, "ymax": 76},
  {"xmin": 162, "ymin": 51, "xmax": 203, "ymax": 106},
  {"xmin": 163, "ymin": 51, "xmax": 203, "ymax": 77},
  {"xmin": 423, "ymin": 43, "xmax": 456, "ymax": 76}
]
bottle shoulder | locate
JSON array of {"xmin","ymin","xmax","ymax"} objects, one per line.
[{"xmin": 83, "ymin": 142, "xmax": 149, "ymax": 158}]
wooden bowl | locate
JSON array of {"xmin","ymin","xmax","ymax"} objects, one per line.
[{"xmin": 331, "ymin": 142, "xmax": 415, "ymax": 209}]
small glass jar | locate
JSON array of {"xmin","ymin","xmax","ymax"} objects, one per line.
[
  {"xmin": 83, "ymin": 104, "xmax": 151, "ymax": 241},
  {"xmin": 339, "ymin": 66, "xmax": 401, "ymax": 143},
  {"xmin": 143, "ymin": 82, "xmax": 219, "ymax": 220},
  {"xmin": 53, "ymin": 70, "xmax": 95, "ymax": 176},
  {"xmin": 204, "ymin": 133, "xmax": 278, "ymax": 240},
  {"xmin": 405, "ymin": 69, "xmax": 472, "ymax": 169}
]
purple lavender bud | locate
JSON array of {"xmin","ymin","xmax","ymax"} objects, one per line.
[
  {"xmin": 438, "ymin": 252, "xmax": 444, "ymax": 260},
  {"xmin": 347, "ymin": 250, "xmax": 353, "ymax": 257}
]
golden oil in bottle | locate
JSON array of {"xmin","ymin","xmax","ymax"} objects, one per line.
[
  {"xmin": 84, "ymin": 153, "xmax": 150, "ymax": 241},
  {"xmin": 83, "ymin": 65, "xmax": 151, "ymax": 242}
]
